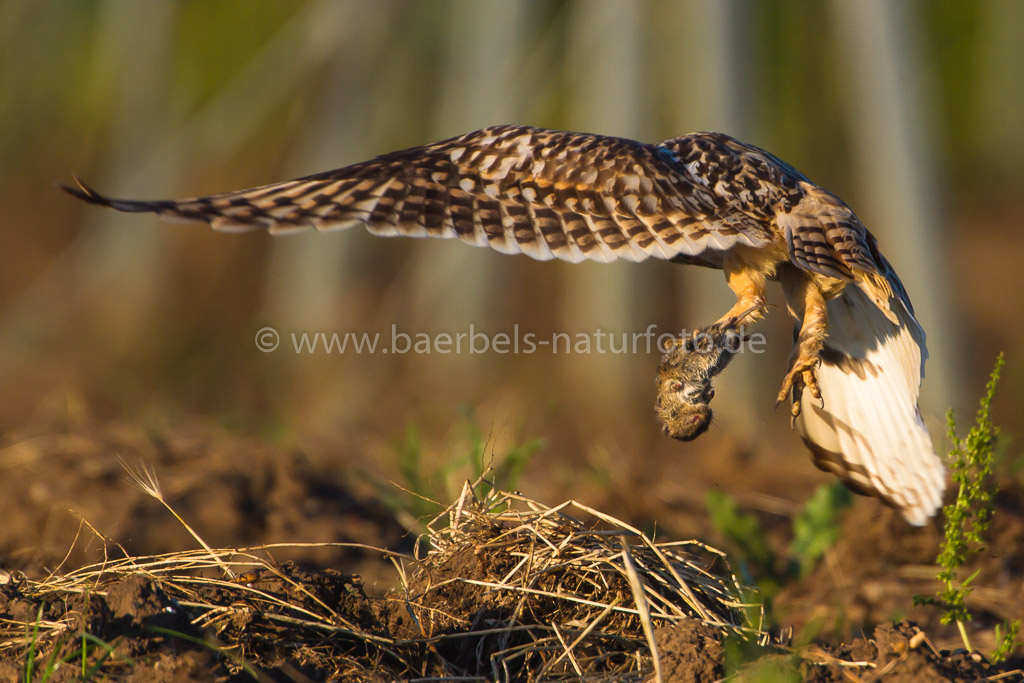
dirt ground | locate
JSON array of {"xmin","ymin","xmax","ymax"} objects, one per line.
[
  {"xmin": 0, "ymin": 570, "xmax": 1003, "ymax": 681},
  {"xmin": 1, "ymin": 404, "xmax": 1022, "ymax": 680},
  {"xmin": 2, "ymin": 208, "xmax": 1023, "ymax": 679}
]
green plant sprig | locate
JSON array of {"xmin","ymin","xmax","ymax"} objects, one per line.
[{"xmin": 921, "ymin": 353, "xmax": 1008, "ymax": 654}]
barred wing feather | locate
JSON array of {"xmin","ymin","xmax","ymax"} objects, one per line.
[{"xmin": 62, "ymin": 125, "xmax": 777, "ymax": 266}]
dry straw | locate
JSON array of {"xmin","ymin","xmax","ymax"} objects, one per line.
[{"xmin": 1, "ymin": 477, "xmax": 765, "ymax": 680}]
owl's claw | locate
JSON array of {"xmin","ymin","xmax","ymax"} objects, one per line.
[
  {"xmin": 776, "ymin": 355, "xmax": 822, "ymax": 421},
  {"xmin": 712, "ymin": 301, "xmax": 770, "ymax": 332}
]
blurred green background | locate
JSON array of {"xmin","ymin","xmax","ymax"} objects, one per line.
[{"xmin": 1, "ymin": 0, "xmax": 1022, "ymax": 526}]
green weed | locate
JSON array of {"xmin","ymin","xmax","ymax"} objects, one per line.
[
  {"xmin": 914, "ymin": 353, "xmax": 1019, "ymax": 659},
  {"xmin": 707, "ymin": 480, "xmax": 853, "ymax": 634},
  {"xmin": 20, "ymin": 601, "xmax": 120, "ymax": 682},
  {"xmin": 790, "ymin": 483, "xmax": 853, "ymax": 579},
  {"xmin": 992, "ymin": 621, "xmax": 1021, "ymax": 664},
  {"xmin": 22, "ymin": 604, "xmax": 43, "ymax": 683},
  {"xmin": 383, "ymin": 416, "xmax": 543, "ymax": 527}
]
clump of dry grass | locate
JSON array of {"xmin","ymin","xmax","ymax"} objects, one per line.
[
  {"xmin": 398, "ymin": 481, "xmax": 765, "ymax": 680},
  {"xmin": 0, "ymin": 477, "xmax": 764, "ymax": 681}
]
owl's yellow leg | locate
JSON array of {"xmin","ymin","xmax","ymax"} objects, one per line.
[
  {"xmin": 715, "ymin": 254, "xmax": 769, "ymax": 327},
  {"xmin": 777, "ymin": 274, "xmax": 828, "ymax": 419}
]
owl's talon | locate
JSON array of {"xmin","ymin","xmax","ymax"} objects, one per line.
[
  {"xmin": 713, "ymin": 302, "xmax": 770, "ymax": 333},
  {"xmin": 777, "ymin": 358, "xmax": 820, "ymax": 419}
]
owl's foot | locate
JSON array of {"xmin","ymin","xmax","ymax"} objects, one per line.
[
  {"xmin": 776, "ymin": 272, "xmax": 829, "ymax": 422},
  {"xmin": 713, "ymin": 295, "xmax": 768, "ymax": 330},
  {"xmin": 710, "ymin": 302, "xmax": 770, "ymax": 336},
  {"xmin": 776, "ymin": 355, "xmax": 822, "ymax": 420}
]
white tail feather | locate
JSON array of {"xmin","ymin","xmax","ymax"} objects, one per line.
[{"xmin": 794, "ymin": 286, "xmax": 945, "ymax": 525}]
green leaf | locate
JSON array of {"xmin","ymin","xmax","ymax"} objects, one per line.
[
  {"xmin": 706, "ymin": 490, "xmax": 775, "ymax": 576},
  {"xmin": 790, "ymin": 482, "xmax": 852, "ymax": 577}
]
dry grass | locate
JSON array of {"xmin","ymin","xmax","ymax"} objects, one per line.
[{"xmin": 0, "ymin": 478, "xmax": 764, "ymax": 681}]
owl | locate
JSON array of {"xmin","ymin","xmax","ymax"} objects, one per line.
[{"xmin": 64, "ymin": 125, "xmax": 944, "ymax": 524}]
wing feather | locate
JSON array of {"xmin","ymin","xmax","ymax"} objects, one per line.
[
  {"xmin": 794, "ymin": 284, "xmax": 944, "ymax": 525},
  {"xmin": 62, "ymin": 125, "xmax": 781, "ymax": 266}
]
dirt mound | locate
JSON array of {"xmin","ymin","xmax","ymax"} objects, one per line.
[
  {"xmin": 0, "ymin": 417, "xmax": 410, "ymax": 582},
  {"xmin": 0, "ymin": 484, "xmax": 757, "ymax": 681},
  {"xmin": 798, "ymin": 622, "xmax": 1004, "ymax": 681},
  {"xmin": 3, "ymin": 483, "xmax": 1020, "ymax": 681},
  {"xmin": 773, "ymin": 480, "xmax": 1024, "ymax": 656},
  {"xmin": 0, "ymin": 560, "xmax": 377, "ymax": 681},
  {"xmin": 653, "ymin": 620, "xmax": 725, "ymax": 681}
]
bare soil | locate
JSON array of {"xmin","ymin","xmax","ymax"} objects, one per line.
[
  {"xmin": 0, "ymin": 528, "xmax": 1017, "ymax": 681},
  {"xmin": 1, "ymin": 409, "xmax": 1022, "ymax": 680}
]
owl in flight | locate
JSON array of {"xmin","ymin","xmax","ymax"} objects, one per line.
[{"xmin": 64, "ymin": 125, "xmax": 944, "ymax": 524}]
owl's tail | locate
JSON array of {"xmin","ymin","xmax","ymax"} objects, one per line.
[{"xmin": 793, "ymin": 285, "xmax": 945, "ymax": 525}]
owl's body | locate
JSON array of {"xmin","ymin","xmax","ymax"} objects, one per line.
[{"xmin": 64, "ymin": 125, "xmax": 944, "ymax": 524}]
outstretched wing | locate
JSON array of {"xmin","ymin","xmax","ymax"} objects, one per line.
[
  {"xmin": 63, "ymin": 125, "xmax": 780, "ymax": 265},
  {"xmin": 794, "ymin": 275, "xmax": 943, "ymax": 525}
]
